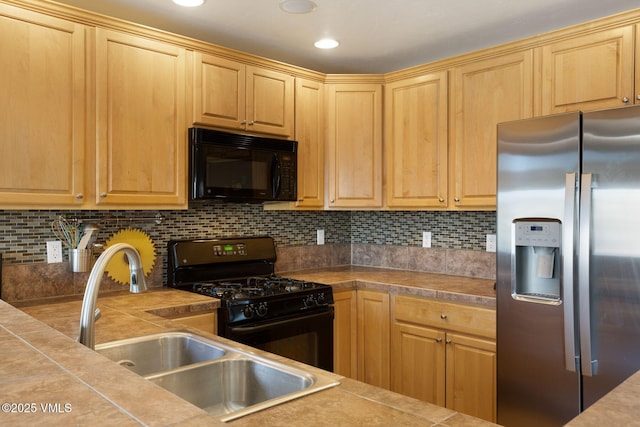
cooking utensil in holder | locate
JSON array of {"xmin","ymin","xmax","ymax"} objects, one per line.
[{"xmin": 69, "ymin": 248, "xmax": 92, "ymax": 273}]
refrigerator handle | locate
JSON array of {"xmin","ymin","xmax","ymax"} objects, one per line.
[
  {"xmin": 579, "ymin": 173, "xmax": 598, "ymax": 376},
  {"xmin": 563, "ymin": 172, "xmax": 578, "ymax": 372}
]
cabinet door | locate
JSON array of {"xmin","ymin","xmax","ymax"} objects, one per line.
[
  {"xmin": 357, "ymin": 290, "xmax": 390, "ymax": 388},
  {"xmin": 95, "ymin": 28, "xmax": 187, "ymax": 207},
  {"xmin": 246, "ymin": 66, "xmax": 294, "ymax": 138},
  {"xmin": 0, "ymin": 4, "xmax": 86, "ymax": 207},
  {"xmin": 385, "ymin": 72, "xmax": 448, "ymax": 208},
  {"xmin": 193, "ymin": 53, "xmax": 246, "ymax": 130},
  {"xmin": 450, "ymin": 51, "xmax": 533, "ymax": 208},
  {"xmin": 333, "ymin": 290, "xmax": 357, "ymax": 378},
  {"xmin": 391, "ymin": 322, "xmax": 445, "ymax": 406},
  {"xmin": 539, "ymin": 26, "xmax": 634, "ymax": 114},
  {"xmin": 327, "ymin": 84, "xmax": 383, "ymax": 208},
  {"xmin": 294, "ymin": 78, "xmax": 324, "ymax": 208},
  {"xmin": 446, "ymin": 333, "xmax": 497, "ymax": 422}
]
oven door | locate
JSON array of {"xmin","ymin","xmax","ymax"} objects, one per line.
[{"xmin": 222, "ymin": 308, "xmax": 334, "ymax": 372}]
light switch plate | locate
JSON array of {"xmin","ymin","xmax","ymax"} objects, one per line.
[
  {"xmin": 317, "ymin": 229, "xmax": 325, "ymax": 245},
  {"xmin": 422, "ymin": 231, "xmax": 432, "ymax": 248},
  {"xmin": 486, "ymin": 234, "xmax": 497, "ymax": 252}
]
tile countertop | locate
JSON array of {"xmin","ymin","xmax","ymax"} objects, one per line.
[
  {"xmin": 4, "ymin": 268, "xmax": 635, "ymax": 426},
  {"xmin": 282, "ymin": 265, "xmax": 497, "ymax": 308},
  {"xmin": 4, "ymin": 286, "xmax": 498, "ymax": 427}
]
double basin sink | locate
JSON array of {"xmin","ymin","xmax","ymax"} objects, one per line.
[{"xmin": 95, "ymin": 331, "xmax": 339, "ymax": 422}]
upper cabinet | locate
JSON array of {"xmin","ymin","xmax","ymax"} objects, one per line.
[
  {"xmin": 294, "ymin": 78, "xmax": 325, "ymax": 208},
  {"xmin": 385, "ymin": 72, "xmax": 448, "ymax": 208},
  {"xmin": 95, "ymin": 28, "xmax": 187, "ymax": 207},
  {"xmin": 449, "ymin": 51, "xmax": 534, "ymax": 209},
  {"xmin": 0, "ymin": 4, "xmax": 86, "ymax": 208},
  {"xmin": 326, "ymin": 82, "xmax": 383, "ymax": 208},
  {"xmin": 537, "ymin": 25, "xmax": 635, "ymax": 115},
  {"xmin": 193, "ymin": 52, "xmax": 294, "ymax": 138}
]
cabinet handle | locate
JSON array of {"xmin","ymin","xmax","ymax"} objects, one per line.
[
  {"xmin": 440, "ymin": 313, "xmax": 447, "ymax": 320},
  {"xmin": 435, "ymin": 338, "xmax": 443, "ymax": 343},
  {"xmin": 454, "ymin": 197, "xmax": 460, "ymax": 203},
  {"xmin": 330, "ymin": 199, "xmax": 335, "ymax": 203},
  {"xmin": 623, "ymin": 97, "xmax": 630, "ymax": 103},
  {"xmin": 240, "ymin": 120, "xmax": 246, "ymax": 125},
  {"xmin": 445, "ymin": 339, "xmax": 452, "ymax": 345},
  {"xmin": 438, "ymin": 197, "xmax": 444, "ymax": 203},
  {"xmin": 75, "ymin": 193, "xmax": 84, "ymax": 199},
  {"xmin": 637, "ymin": 95, "xmax": 640, "ymax": 101},
  {"xmin": 99, "ymin": 193, "xmax": 107, "ymax": 198},
  {"xmin": 248, "ymin": 121, "xmax": 254, "ymax": 126}
]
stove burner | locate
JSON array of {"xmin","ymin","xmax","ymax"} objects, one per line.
[{"xmin": 192, "ymin": 276, "xmax": 323, "ymax": 301}]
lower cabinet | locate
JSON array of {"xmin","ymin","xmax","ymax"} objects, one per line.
[
  {"xmin": 333, "ymin": 289, "xmax": 390, "ymax": 389},
  {"xmin": 391, "ymin": 295, "xmax": 497, "ymax": 422},
  {"xmin": 356, "ymin": 290, "xmax": 390, "ymax": 389},
  {"xmin": 333, "ymin": 290, "xmax": 357, "ymax": 378},
  {"xmin": 173, "ymin": 312, "xmax": 217, "ymax": 335}
]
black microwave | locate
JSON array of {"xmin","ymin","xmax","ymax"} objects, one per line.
[{"xmin": 189, "ymin": 128, "xmax": 297, "ymax": 203}]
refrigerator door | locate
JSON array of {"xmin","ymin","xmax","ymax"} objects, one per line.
[
  {"xmin": 497, "ymin": 112, "xmax": 581, "ymax": 427},
  {"xmin": 581, "ymin": 105, "xmax": 640, "ymax": 408}
]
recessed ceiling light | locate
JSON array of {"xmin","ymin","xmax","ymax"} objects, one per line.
[
  {"xmin": 279, "ymin": 0, "xmax": 317, "ymax": 14},
  {"xmin": 172, "ymin": 0, "xmax": 205, "ymax": 7},
  {"xmin": 314, "ymin": 38, "xmax": 340, "ymax": 49}
]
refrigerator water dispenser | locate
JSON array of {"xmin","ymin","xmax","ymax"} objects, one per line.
[{"xmin": 512, "ymin": 219, "xmax": 562, "ymax": 304}]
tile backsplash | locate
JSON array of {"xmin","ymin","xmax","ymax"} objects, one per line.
[{"xmin": 0, "ymin": 206, "xmax": 496, "ymax": 303}]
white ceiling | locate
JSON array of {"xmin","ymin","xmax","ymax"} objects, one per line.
[{"xmin": 53, "ymin": 0, "xmax": 640, "ymax": 74}]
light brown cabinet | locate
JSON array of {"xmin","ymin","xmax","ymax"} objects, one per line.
[
  {"xmin": 537, "ymin": 25, "xmax": 635, "ymax": 115},
  {"xmin": 173, "ymin": 312, "xmax": 217, "ymax": 335},
  {"xmin": 384, "ymin": 72, "xmax": 448, "ymax": 208},
  {"xmin": 294, "ymin": 78, "xmax": 325, "ymax": 208},
  {"xmin": 333, "ymin": 289, "xmax": 390, "ymax": 387},
  {"xmin": 95, "ymin": 28, "xmax": 187, "ymax": 207},
  {"xmin": 391, "ymin": 295, "xmax": 496, "ymax": 422},
  {"xmin": 0, "ymin": 4, "xmax": 87, "ymax": 208},
  {"xmin": 326, "ymin": 83, "xmax": 383, "ymax": 208},
  {"xmin": 449, "ymin": 51, "xmax": 534, "ymax": 209},
  {"xmin": 332, "ymin": 289, "xmax": 357, "ymax": 378},
  {"xmin": 193, "ymin": 52, "xmax": 294, "ymax": 138},
  {"xmin": 356, "ymin": 289, "xmax": 390, "ymax": 389}
]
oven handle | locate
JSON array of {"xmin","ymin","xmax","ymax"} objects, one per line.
[{"xmin": 229, "ymin": 309, "xmax": 333, "ymax": 335}]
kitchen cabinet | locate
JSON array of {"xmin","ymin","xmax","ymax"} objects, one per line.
[
  {"xmin": 95, "ymin": 28, "xmax": 187, "ymax": 207},
  {"xmin": 384, "ymin": 72, "xmax": 448, "ymax": 208},
  {"xmin": 537, "ymin": 25, "xmax": 635, "ymax": 115},
  {"xmin": 391, "ymin": 295, "xmax": 496, "ymax": 422},
  {"xmin": 450, "ymin": 50, "xmax": 533, "ymax": 209},
  {"xmin": 0, "ymin": 4, "xmax": 86, "ymax": 208},
  {"xmin": 193, "ymin": 52, "xmax": 294, "ymax": 138},
  {"xmin": 173, "ymin": 312, "xmax": 217, "ymax": 335},
  {"xmin": 357, "ymin": 289, "xmax": 390, "ymax": 389},
  {"xmin": 294, "ymin": 78, "xmax": 325, "ymax": 208},
  {"xmin": 333, "ymin": 289, "xmax": 357, "ymax": 378},
  {"xmin": 326, "ymin": 82, "xmax": 383, "ymax": 208}
]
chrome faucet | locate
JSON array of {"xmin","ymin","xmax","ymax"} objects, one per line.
[{"xmin": 78, "ymin": 243, "xmax": 148, "ymax": 349}]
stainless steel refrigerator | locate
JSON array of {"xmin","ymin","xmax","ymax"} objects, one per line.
[{"xmin": 497, "ymin": 105, "xmax": 640, "ymax": 426}]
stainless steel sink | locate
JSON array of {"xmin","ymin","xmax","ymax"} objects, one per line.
[
  {"xmin": 148, "ymin": 357, "xmax": 332, "ymax": 421},
  {"xmin": 96, "ymin": 331, "xmax": 340, "ymax": 422},
  {"xmin": 95, "ymin": 331, "xmax": 226, "ymax": 376}
]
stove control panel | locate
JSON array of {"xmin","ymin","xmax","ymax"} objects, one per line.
[{"xmin": 213, "ymin": 243, "xmax": 247, "ymax": 256}]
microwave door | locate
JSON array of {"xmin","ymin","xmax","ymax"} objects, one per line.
[{"xmin": 272, "ymin": 154, "xmax": 282, "ymax": 198}]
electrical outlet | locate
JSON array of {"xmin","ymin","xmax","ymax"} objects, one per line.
[
  {"xmin": 486, "ymin": 234, "xmax": 497, "ymax": 252},
  {"xmin": 317, "ymin": 229, "xmax": 325, "ymax": 245},
  {"xmin": 422, "ymin": 231, "xmax": 432, "ymax": 248},
  {"xmin": 46, "ymin": 240, "xmax": 63, "ymax": 263}
]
